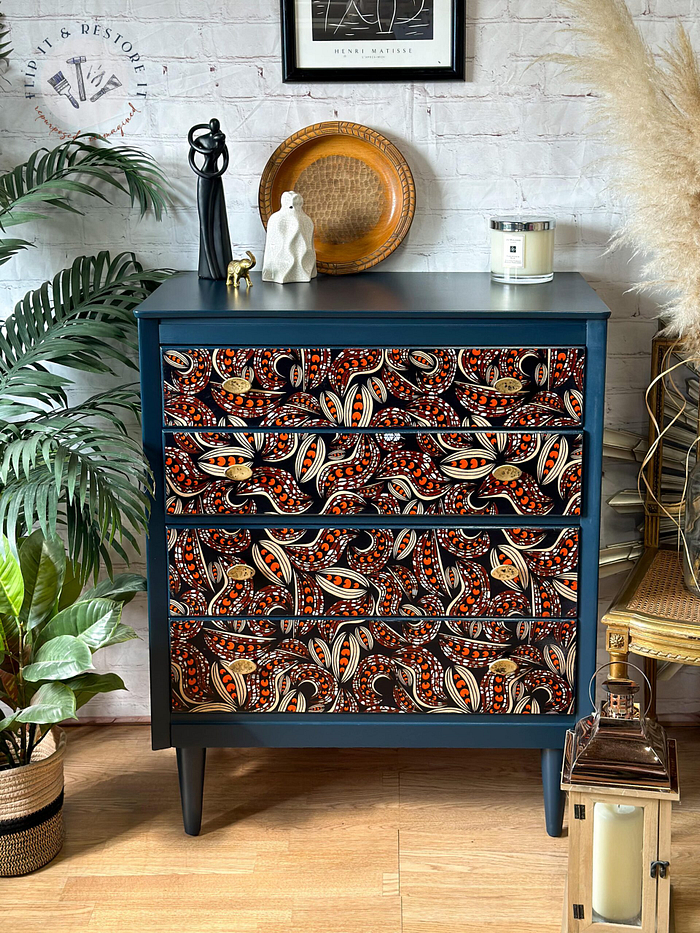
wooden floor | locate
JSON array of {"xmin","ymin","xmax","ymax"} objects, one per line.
[{"xmin": 5, "ymin": 725, "xmax": 700, "ymax": 932}]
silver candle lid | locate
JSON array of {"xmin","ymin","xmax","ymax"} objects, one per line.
[{"xmin": 490, "ymin": 217, "xmax": 556, "ymax": 232}]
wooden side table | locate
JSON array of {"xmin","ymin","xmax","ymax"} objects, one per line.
[{"xmin": 603, "ymin": 548, "xmax": 700, "ymax": 714}]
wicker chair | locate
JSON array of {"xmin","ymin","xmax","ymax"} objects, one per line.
[{"xmin": 603, "ymin": 336, "xmax": 700, "ymax": 716}]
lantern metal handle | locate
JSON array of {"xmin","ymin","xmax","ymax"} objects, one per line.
[
  {"xmin": 587, "ymin": 660, "xmax": 654, "ymax": 717},
  {"xmin": 650, "ymin": 860, "xmax": 670, "ymax": 879}
]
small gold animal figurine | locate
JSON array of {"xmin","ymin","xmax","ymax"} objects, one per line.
[{"xmin": 226, "ymin": 251, "xmax": 256, "ymax": 288}]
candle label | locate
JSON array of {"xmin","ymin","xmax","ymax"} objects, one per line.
[{"xmin": 503, "ymin": 235, "xmax": 525, "ymax": 268}]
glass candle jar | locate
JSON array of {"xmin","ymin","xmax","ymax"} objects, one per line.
[{"xmin": 490, "ymin": 217, "xmax": 556, "ymax": 284}]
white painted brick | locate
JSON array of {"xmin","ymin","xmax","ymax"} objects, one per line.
[
  {"xmin": 164, "ymin": 59, "xmax": 264, "ymax": 102},
  {"xmin": 519, "ymin": 97, "xmax": 597, "ymax": 137},
  {"xmin": 607, "ymin": 319, "xmax": 659, "ymax": 356},
  {"xmin": 146, "ymin": 98, "xmax": 241, "ymax": 137},
  {"xmin": 512, "ymin": 0, "xmax": 561, "ymax": 18},
  {"xmin": 33, "ymin": 0, "xmax": 81, "ymax": 14},
  {"xmin": 552, "ymin": 215, "xmax": 578, "ymax": 246},
  {"xmin": 501, "ymin": 139, "xmax": 609, "ymax": 177},
  {"xmin": 578, "ymin": 211, "xmax": 624, "ymax": 246},
  {"xmin": 605, "ymin": 389, "xmax": 652, "ymax": 428},
  {"xmin": 452, "ymin": 139, "xmax": 505, "ymax": 176},
  {"xmin": 380, "ymin": 248, "xmax": 431, "ymax": 272},
  {"xmin": 132, "ymin": 0, "xmax": 187, "ymax": 21},
  {"xmin": 208, "ymin": 23, "xmax": 281, "ymax": 60},
  {"xmin": 649, "ymin": 0, "xmax": 694, "ymax": 11},
  {"xmin": 426, "ymin": 177, "xmax": 520, "ymax": 211},
  {"xmin": 520, "ymin": 175, "xmax": 608, "ymax": 210},
  {"xmin": 595, "ymin": 286, "xmax": 642, "ymax": 320},
  {"xmin": 182, "ymin": 0, "xmax": 278, "ymax": 21},
  {"xmin": 470, "ymin": 57, "xmax": 546, "ymax": 90},
  {"xmin": 416, "ymin": 98, "xmax": 523, "ymax": 138},
  {"xmin": 427, "ymin": 247, "xmax": 489, "ymax": 272},
  {"xmin": 638, "ymin": 16, "xmax": 700, "ymax": 46},
  {"xmin": 411, "ymin": 143, "xmax": 460, "ymax": 179},
  {"xmin": 472, "ymin": 0, "xmax": 509, "ymax": 21},
  {"xmin": 419, "ymin": 78, "xmax": 495, "ymax": 100},
  {"xmin": 478, "ymin": 21, "xmax": 572, "ymax": 61},
  {"xmin": 606, "ymin": 353, "xmax": 659, "ymax": 390},
  {"xmin": 405, "ymin": 211, "xmax": 487, "ymax": 249},
  {"xmin": 138, "ymin": 21, "xmax": 205, "ymax": 60}
]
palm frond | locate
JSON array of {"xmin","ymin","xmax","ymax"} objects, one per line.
[
  {"xmin": 0, "ymin": 412, "xmax": 152, "ymax": 581},
  {"xmin": 0, "ymin": 3, "xmax": 11, "ymax": 65},
  {"xmin": 0, "ymin": 137, "xmax": 169, "ymax": 231},
  {"xmin": 0, "ymin": 252, "xmax": 170, "ymax": 412},
  {"xmin": 0, "ymin": 252, "xmax": 171, "ymax": 579},
  {"xmin": 0, "ymin": 237, "xmax": 31, "ymax": 266},
  {"xmin": 0, "ymin": 428, "xmax": 150, "ymax": 558}
]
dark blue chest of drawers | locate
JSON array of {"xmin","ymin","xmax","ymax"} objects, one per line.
[{"xmin": 135, "ymin": 271, "xmax": 610, "ymax": 837}]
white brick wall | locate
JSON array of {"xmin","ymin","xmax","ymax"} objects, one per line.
[{"xmin": 1, "ymin": 0, "xmax": 698, "ymax": 719}]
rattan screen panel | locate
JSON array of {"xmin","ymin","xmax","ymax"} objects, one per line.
[{"xmin": 627, "ymin": 549, "xmax": 700, "ymax": 624}]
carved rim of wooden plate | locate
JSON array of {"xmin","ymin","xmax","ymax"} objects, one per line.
[{"xmin": 258, "ymin": 121, "xmax": 416, "ymax": 276}]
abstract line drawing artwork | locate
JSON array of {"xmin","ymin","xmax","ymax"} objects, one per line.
[{"xmin": 312, "ymin": 1, "xmax": 434, "ymax": 41}]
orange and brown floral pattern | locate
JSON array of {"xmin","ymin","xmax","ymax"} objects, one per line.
[
  {"xmin": 167, "ymin": 526, "xmax": 579, "ymax": 620},
  {"xmin": 169, "ymin": 614, "xmax": 576, "ymax": 715},
  {"xmin": 164, "ymin": 430, "xmax": 583, "ymax": 517},
  {"xmin": 162, "ymin": 347, "xmax": 585, "ymax": 429}
]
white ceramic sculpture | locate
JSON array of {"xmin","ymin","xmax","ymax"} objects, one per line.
[{"xmin": 262, "ymin": 190, "xmax": 317, "ymax": 284}]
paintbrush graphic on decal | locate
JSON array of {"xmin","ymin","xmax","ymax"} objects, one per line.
[
  {"xmin": 90, "ymin": 73, "xmax": 122, "ymax": 103},
  {"xmin": 46, "ymin": 71, "xmax": 80, "ymax": 109}
]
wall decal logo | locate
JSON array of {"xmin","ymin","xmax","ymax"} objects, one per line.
[{"xmin": 23, "ymin": 22, "xmax": 148, "ymax": 140}]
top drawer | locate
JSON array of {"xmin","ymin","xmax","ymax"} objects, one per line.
[{"xmin": 162, "ymin": 347, "xmax": 585, "ymax": 429}]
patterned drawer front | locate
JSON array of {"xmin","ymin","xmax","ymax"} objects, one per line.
[
  {"xmin": 165, "ymin": 430, "xmax": 583, "ymax": 517},
  {"xmin": 169, "ymin": 615, "xmax": 576, "ymax": 715},
  {"xmin": 162, "ymin": 347, "xmax": 585, "ymax": 428},
  {"xmin": 168, "ymin": 526, "xmax": 579, "ymax": 619}
]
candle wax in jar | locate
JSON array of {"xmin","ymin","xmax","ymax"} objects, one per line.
[
  {"xmin": 490, "ymin": 228, "xmax": 555, "ymax": 282},
  {"xmin": 592, "ymin": 802, "xmax": 644, "ymax": 924}
]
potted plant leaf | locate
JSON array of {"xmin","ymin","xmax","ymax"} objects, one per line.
[{"xmin": 0, "ymin": 530, "xmax": 143, "ymax": 875}]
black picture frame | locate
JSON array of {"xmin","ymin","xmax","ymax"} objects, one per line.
[{"xmin": 281, "ymin": 0, "xmax": 465, "ymax": 83}]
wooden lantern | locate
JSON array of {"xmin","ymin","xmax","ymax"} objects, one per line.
[{"xmin": 561, "ymin": 673, "xmax": 679, "ymax": 932}]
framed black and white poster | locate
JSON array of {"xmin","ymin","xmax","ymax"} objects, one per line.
[{"xmin": 281, "ymin": 1, "xmax": 465, "ymax": 82}]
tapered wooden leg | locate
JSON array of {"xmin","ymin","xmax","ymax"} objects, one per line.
[
  {"xmin": 541, "ymin": 747, "xmax": 565, "ymax": 837},
  {"xmin": 176, "ymin": 746, "xmax": 206, "ymax": 835}
]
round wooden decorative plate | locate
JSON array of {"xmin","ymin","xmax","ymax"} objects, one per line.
[{"xmin": 258, "ymin": 121, "xmax": 416, "ymax": 276}]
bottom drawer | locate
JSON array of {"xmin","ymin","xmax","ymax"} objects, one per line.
[{"xmin": 169, "ymin": 616, "xmax": 576, "ymax": 716}]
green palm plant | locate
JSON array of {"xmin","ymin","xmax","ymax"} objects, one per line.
[{"xmin": 0, "ymin": 135, "xmax": 171, "ymax": 581}]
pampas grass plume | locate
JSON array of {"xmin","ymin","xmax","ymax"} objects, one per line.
[{"xmin": 553, "ymin": 0, "xmax": 700, "ymax": 349}]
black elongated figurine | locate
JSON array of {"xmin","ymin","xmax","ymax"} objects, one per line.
[{"xmin": 188, "ymin": 118, "xmax": 233, "ymax": 280}]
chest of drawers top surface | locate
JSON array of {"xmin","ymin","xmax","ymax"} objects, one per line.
[{"xmin": 135, "ymin": 271, "xmax": 611, "ymax": 320}]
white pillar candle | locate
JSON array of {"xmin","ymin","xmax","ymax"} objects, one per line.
[
  {"xmin": 592, "ymin": 802, "xmax": 644, "ymax": 924},
  {"xmin": 490, "ymin": 217, "xmax": 556, "ymax": 284}
]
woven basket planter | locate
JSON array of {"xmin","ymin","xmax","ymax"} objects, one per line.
[{"xmin": 0, "ymin": 728, "xmax": 65, "ymax": 876}]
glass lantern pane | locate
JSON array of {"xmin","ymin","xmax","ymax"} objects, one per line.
[{"xmin": 592, "ymin": 802, "xmax": 644, "ymax": 926}]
